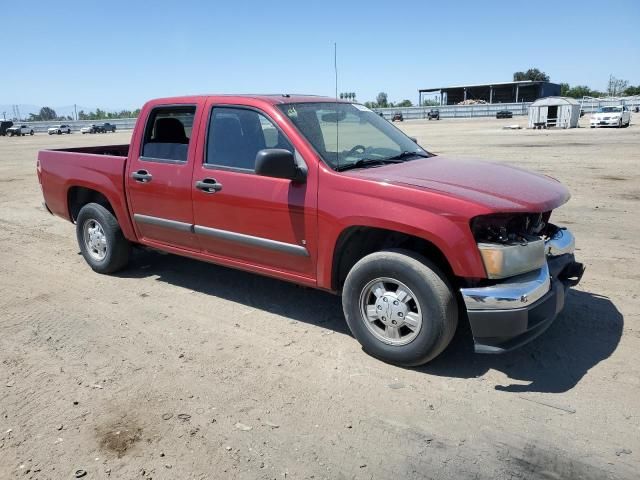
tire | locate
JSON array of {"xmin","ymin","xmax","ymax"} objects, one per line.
[
  {"xmin": 618, "ymin": 119, "xmax": 622, "ymax": 128},
  {"xmin": 67, "ymin": 129, "xmax": 71, "ymax": 134},
  {"xmin": 30, "ymin": 130, "xmax": 34, "ymax": 135},
  {"xmin": 76, "ymin": 203, "xmax": 130, "ymax": 274},
  {"xmin": 57, "ymin": 130, "xmax": 61, "ymax": 135},
  {"xmin": 342, "ymin": 249, "xmax": 458, "ymax": 366}
]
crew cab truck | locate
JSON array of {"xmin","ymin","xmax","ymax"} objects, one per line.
[{"xmin": 37, "ymin": 95, "xmax": 584, "ymax": 366}]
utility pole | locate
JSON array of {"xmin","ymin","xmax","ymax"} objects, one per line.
[
  {"xmin": 74, "ymin": 104, "xmax": 77, "ymax": 121},
  {"xmin": 2, "ymin": 112, "xmax": 5, "ymax": 120}
]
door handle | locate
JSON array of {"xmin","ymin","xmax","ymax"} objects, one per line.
[
  {"xmin": 195, "ymin": 178, "xmax": 223, "ymax": 193},
  {"xmin": 131, "ymin": 170, "xmax": 153, "ymax": 183}
]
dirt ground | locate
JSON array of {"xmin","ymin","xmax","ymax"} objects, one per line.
[{"xmin": 1, "ymin": 116, "xmax": 639, "ymax": 480}]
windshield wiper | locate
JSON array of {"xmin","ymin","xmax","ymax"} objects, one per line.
[
  {"xmin": 335, "ymin": 158, "xmax": 404, "ymax": 172},
  {"xmin": 383, "ymin": 150, "xmax": 430, "ymax": 161}
]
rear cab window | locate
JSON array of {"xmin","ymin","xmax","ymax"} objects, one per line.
[{"xmin": 141, "ymin": 106, "xmax": 196, "ymax": 162}]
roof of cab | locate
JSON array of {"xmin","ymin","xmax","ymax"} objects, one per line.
[{"xmin": 146, "ymin": 94, "xmax": 345, "ymax": 106}]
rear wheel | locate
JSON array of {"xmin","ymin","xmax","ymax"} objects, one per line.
[
  {"xmin": 29, "ymin": 130, "xmax": 34, "ymax": 135},
  {"xmin": 57, "ymin": 129, "xmax": 61, "ymax": 135},
  {"xmin": 342, "ymin": 249, "xmax": 458, "ymax": 366},
  {"xmin": 76, "ymin": 203, "xmax": 130, "ymax": 274}
]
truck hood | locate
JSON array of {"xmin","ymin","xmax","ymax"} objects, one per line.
[{"xmin": 345, "ymin": 156, "xmax": 570, "ymax": 212}]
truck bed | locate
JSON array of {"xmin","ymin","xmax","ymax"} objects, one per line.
[
  {"xmin": 37, "ymin": 143, "xmax": 137, "ymax": 240},
  {"xmin": 47, "ymin": 144, "xmax": 130, "ymax": 157}
]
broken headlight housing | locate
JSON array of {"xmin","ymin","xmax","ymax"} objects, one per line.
[{"xmin": 471, "ymin": 212, "xmax": 551, "ymax": 279}]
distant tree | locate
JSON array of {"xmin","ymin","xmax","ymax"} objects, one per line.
[
  {"xmin": 376, "ymin": 92, "xmax": 388, "ymax": 108},
  {"xmin": 623, "ymin": 85, "xmax": 640, "ymax": 96},
  {"xmin": 396, "ymin": 99, "xmax": 413, "ymax": 107},
  {"xmin": 39, "ymin": 106, "xmax": 57, "ymax": 121},
  {"xmin": 513, "ymin": 68, "xmax": 550, "ymax": 82},
  {"xmin": 363, "ymin": 101, "xmax": 376, "ymax": 109},
  {"xmin": 560, "ymin": 83, "xmax": 570, "ymax": 96},
  {"xmin": 422, "ymin": 99, "xmax": 440, "ymax": 106},
  {"xmin": 607, "ymin": 75, "xmax": 629, "ymax": 96}
]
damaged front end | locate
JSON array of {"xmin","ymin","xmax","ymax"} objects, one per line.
[{"xmin": 460, "ymin": 212, "xmax": 585, "ymax": 353}]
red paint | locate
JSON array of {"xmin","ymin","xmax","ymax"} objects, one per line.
[{"xmin": 37, "ymin": 95, "xmax": 571, "ymax": 290}]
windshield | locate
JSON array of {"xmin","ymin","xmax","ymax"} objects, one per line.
[
  {"xmin": 277, "ymin": 102, "xmax": 430, "ymax": 170},
  {"xmin": 598, "ymin": 107, "xmax": 622, "ymax": 113}
]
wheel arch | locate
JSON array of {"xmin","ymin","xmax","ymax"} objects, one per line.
[
  {"xmin": 67, "ymin": 186, "xmax": 115, "ymax": 223},
  {"xmin": 330, "ymin": 225, "xmax": 458, "ymax": 292}
]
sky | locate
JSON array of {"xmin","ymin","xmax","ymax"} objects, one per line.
[{"xmin": 2, "ymin": 0, "xmax": 639, "ymax": 112}]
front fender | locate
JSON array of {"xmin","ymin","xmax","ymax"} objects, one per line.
[{"xmin": 316, "ymin": 171, "xmax": 489, "ymax": 289}]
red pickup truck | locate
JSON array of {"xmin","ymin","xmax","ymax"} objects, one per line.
[{"xmin": 37, "ymin": 95, "xmax": 584, "ymax": 366}]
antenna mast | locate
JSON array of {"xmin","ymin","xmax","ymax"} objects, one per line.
[{"xmin": 334, "ymin": 42, "xmax": 339, "ymax": 167}]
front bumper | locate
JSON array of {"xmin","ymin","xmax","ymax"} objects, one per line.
[
  {"xmin": 590, "ymin": 119, "xmax": 620, "ymax": 126},
  {"xmin": 460, "ymin": 228, "xmax": 584, "ymax": 353}
]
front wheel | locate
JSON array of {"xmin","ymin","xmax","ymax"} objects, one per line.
[
  {"xmin": 342, "ymin": 249, "xmax": 458, "ymax": 366},
  {"xmin": 30, "ymin": 130, "xmax": 34, "ymax": 135},
  {"xmin": 67, "ymin": 129, "xmax": 71, "ymax": 134},
  {"xmin": 76, "ymin": 203, "xmax": 130, "ymax": 274},
  {"xmin": 57, "ymin": 130, "xmax": 61, "ymax": 135}
]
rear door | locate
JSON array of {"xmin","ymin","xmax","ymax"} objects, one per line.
[
  {"xmin": 126, "ymin": 104, "xmax": 202, "ymax": 250},
  {"xmin": 190, "ymin": 102, "xmax": 318, "ymax": 280}
]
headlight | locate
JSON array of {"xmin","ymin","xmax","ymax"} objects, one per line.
[
  {"xmin": 477, "ymin": 241, "xmax": 545, "ymax": 279},
  {"xmin": 471, "ymin": 213, "xmax": 549, "ymax": 279}
]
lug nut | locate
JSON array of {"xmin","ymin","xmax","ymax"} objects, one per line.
[
  {"xmin": 391, "ymin": 320, "xmax": 397, "ymax": 325},
  {"xmin": 398, "ymin": 312, "xmax": 403, "ymax": 317}
]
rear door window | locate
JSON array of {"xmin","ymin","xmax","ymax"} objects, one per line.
[{"xmin": 141, "ymin": 106, "xmax": 196, "ymax": 162}]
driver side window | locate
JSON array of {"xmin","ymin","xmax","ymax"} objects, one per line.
[{"xmin": 206, "ymin": 107, "xmax": 294, "ymax": 171}]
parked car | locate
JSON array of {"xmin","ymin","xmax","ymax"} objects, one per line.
[
  {"xmin": 37, "ymin": 95, "xmax": 584, "ymax": 366},
  {"xmin": 7, "ymin": 124, "xmax": 34, "ymax": 136},
  {"xmin": 427, "ymin": 109, "xmax": 440, "ymax": 120},
  {"xmin": 391, "ymin": 112, "xmax": 403, "ymax": 122},
  {"xmin": 1, "ymin": 120, "xmax": 14, "ymax": 136},
  {"xmin": 48, "ymin": 124, "xmax": 72, "ymax": 135},
  {"xmin": 590, "ymin": 105, "xmax": 631, "ymax": 128},
  {"xmin": 496, "ymin": 110, "xmax": 513, "ymax": 119},
  {"xmin": 96, "ymin": 122, "xmax": 117, "ymax": 133},
  {"xmin": 80, "ymin": 124, "xmax": 97, "ymax": 134}
]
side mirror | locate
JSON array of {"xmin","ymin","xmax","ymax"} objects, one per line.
[
  {"xmin": 409, "ymin": 137, "xmax": 418, "ymax": 143},
  {"xmin": 255, "ymin": 149, "xmax": 306, "ymax": 182}
]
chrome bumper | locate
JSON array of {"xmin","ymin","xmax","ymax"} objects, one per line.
[
  {"xmin": 461, "ymin": 228, "xmax": 575, "ymax": 311},
  {"xmin": 461, "ymin": 263, "xmax": 550, "ymax": 310}
]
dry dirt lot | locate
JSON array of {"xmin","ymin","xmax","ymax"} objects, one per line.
[{"xmin": 1, "ymin": 117, "xmax": 639, "ymax": 479}]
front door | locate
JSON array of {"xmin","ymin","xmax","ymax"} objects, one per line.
[
  {"xmin": 191, "ymin": 104, "xmax": 317, "ymax": 281},
  {"xmin": 126, "ymin": 104, "xmax": 201, "ymax": 250}
]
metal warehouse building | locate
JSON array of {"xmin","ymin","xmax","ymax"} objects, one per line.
[{"xmin": 419, "ymin": 80, "xmax": 561, "ymax": 106}]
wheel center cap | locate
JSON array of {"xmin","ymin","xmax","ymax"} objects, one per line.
[{"xmin": 375, "ymin": 293, "xmax": 408, "ymax": 325}]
